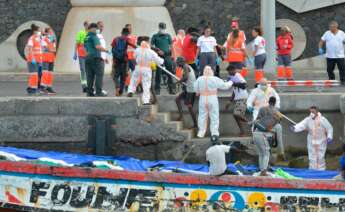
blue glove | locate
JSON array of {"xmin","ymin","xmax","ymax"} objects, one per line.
[
  {"xmin": 247, "ymin": 107, "xmax": 254, "ymax": 114},
  {"xmin": 195, "ymin": 59, "xmax": 199, "ymax": 67},
  {"xmin": 73, "ymin": 52, "xmax": 78, "ymax": 61},
  {"xmin": 318, "ymin": 48, "xmax": 324, "ymax": 55},
  {"xmin": 327, "ymin": 138, "xmax": 333, "ymax": 144},
  {"xmin": 289, "ymin": 126, "xmax": 295, "ymax": 132},
  {"xmin": 216, "ymin": 57, "xmax": 222, "ymax": 65},
  {"xmin": 31, "ymin": 58, "xmax": 36, "ymax": 65}
]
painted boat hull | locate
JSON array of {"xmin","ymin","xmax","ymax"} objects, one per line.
[{"xmin": 0, "ymin": 161, "xmax": 345, "ymax": 211}]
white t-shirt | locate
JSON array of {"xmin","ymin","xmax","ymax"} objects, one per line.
[
  {"xmin": 228, "ymin": 73, "xmax": 248, "ymax": 100},
  {"xmin": 197, "ymin": 35, "xmax": 217, "ymax": 53},
  {"xmin": 321, "ymin": 30, "xmax": 345, "ymax": 58},
  {"xmin": 206, "ymin": 145, "xmax": 230, "ymax": 176},
  {"xmin": 253, "ymin": 36, "xmax": 266, "ymax": 56},
  {"xmin": 97, "ymin": 33, "xmax": 107, "ymax": 60}
]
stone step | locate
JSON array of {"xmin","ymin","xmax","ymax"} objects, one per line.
[
  {"xmin": 166, "ymin": 121, "xmax": 183, "ymax": 131},
  {"xmin": 155, "ymin": 112, "xmax": 171, "ymax": 123},
  {"xmin": 179, "ymin": 129, "xmax": 194, "ymax": 141}
]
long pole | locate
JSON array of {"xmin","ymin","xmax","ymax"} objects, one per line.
[{"xmin": 261, "ymin": 0, "xmax": 276, "ymax": 73}]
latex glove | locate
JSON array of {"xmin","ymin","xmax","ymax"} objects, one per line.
[
  {"xmin": 326, "ymin": 138, "xmax": 333, "ymax": 144},
  {"xmin": 318, "ymin": 48, "xmax": 325, "ymax": 55},
  {"xmin": 31, "ymin": 58, "xmax": 36, "ymax": 65},
  {"xmin": 216, "ymin": 57, "xmax": 222, "ymax": 65},
  {"xmin": 195, "ymin": 58, "xmax": 199, "ymax": 67},
  {"xmin": 289, "ymin": 125, "xmax": 295, "ymax": 132},
  {"xmin": 73, "ymin": 52, "xmax": 78, "ymax": 61},
  {"xmin": 247, "ymin": 107, "xmax": 254, "ymax": 114}
]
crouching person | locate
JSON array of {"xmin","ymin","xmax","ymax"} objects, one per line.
[{"xmin": 127, "ymin": 36, "xmax": 164, "ymax": 105}]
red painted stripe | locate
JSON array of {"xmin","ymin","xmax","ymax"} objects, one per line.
[{"xmin": 0, "ymin": 161, "xmax": 344, "ymax": 191}]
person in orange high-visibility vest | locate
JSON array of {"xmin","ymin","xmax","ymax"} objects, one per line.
[
  {"xmin": 224, "ymin": 17, "xmax": 249, "ymax": 78},
  {"xmin": 41, "ymin": 27, "xmax": 57, "ymax": 94},
  {"xmin": 26, "ymin": 24, "xmax": 43, "ymax": 95},
  {"xmin": 276, "ymin": 26, "xmax": 294, "ymax": 80},
  {"xmin": 172, "ymin": 29, "xmax": 185, "ymax": 61},
  {"xmin": 125, "ymin": 24, "xmax": 137, "ymax": 72}
]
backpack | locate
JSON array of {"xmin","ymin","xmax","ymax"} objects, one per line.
[{"xmin": 112, "ymin": 37, "xmax": 127, "ymax": 61}]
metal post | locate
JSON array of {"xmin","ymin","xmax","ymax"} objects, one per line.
[{"xmin": 261, "ymin": 0, "xmax": 276, "ymax": 73}]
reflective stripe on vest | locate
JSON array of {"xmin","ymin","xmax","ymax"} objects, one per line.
[{"xmin": 27, "ymin": 35, "xmax": 43, "ymax": 63}]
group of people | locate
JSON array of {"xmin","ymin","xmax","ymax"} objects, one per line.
[{"xmin": 25, "ymin": 18, "xmax": 339, "ymax": 177}]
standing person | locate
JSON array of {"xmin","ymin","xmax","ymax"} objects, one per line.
[
  {"xmin": 276, "ymin": 26, "xmax": 294, "ymax": 80},
  {"xmin": 127, "ymin": 36, "xmax": 164, "ymax": 105},
  {"xmin": 194, "ymin": 66, "xmax": 233, "ymax": 138},
  {"xmin": 226, "ymin": 65, "xmax": 248, "ymax": 136},
  {"xmin": 151, "ymin": 22, "xmax": 175, "ymax": 95},
  {"xmin": 125, "ymin": 24, "xmax": 137, "ymax": 72},
  {"xmin": 97, "ymin": 21, "xmax": 108, "ymax": 96},
  {"xmin": 247, "ymin": 78, "xmax": 280, "ymax": 121},
  {"xmin": 74, "ymin": 21, "xmax": 89, "ymax": 93},
  {"xmin": 252, "ymin": 27, "xmax": 266, "ymax": 83},
  {"xmin": 182, "ymin": 27, "xmax": 199, "ymax": 77},
  {"xmin": 84, "ymin": 23, "xmax": 108, "ymax": 97},
  {"xmin": 172, "ymin": 29, "xmax": 185, "ymax": 61},
  {"xmin": 196, "ymin": 26, "xmax": 218, "ymax": 75},
  {"xmin": 291, "ymin": 106, "xmax": 333, "ymax": 170},
  {"xmin": 319, "ymin": 21, "xmax": 345, "ymax": 84},
  {"xmin": 111, "ymin": 28, "xmax": 131, "ymax": 96},
  {"xmin": 26, "ymin": 24, "xmax": 42, "ymax": 95},
  {"xmin": 41, "ymin": 27, "xmax": 57, "ymax": 94},
  {"xmin": 175, "ymin": 57, "xmax": 197, "ymax": 129}
]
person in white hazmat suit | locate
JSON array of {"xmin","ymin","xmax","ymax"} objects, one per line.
[
  {"xmin": 291, "ymin": 106, "xmax": 333, "ymax": 170},
  {"xmin": 127, "ymin": 37, "xmax": 164, "ymax": 105},
  {"xmin": 247, "ymin": 78, "xmax": 280, "ymax": 121},
  {"xmin": 194, "ymin": 66, "xmax": 233, "ymax": 138}
]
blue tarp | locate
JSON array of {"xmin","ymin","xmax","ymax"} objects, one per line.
[{"xmin": 0, "ymin": 146, "xmax": 339, "ymax": 179}]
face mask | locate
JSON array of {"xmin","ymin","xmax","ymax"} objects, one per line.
[
  {"xmin": 96, "ymin": 29, "xmax": 100, "ymax": 34},
  {"xmin": 159, "ymin": 29, "xmax": 166, "ymax": 34},
  {"xmin": 35, "ymin": 31, "xmax": 41, "ymax": 36},
  {"xmin": 310, "ymin": 113, "xmax": 316, "ymax": 119},
  {"xmin": 48, "ymin": 35, "xmax": 55, "ymax": 42},
  {"xmin": 259, "ymin": 84, "xmax": 267, "ymax": 90}
]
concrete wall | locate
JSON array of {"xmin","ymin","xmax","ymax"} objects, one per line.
[
  {"xmin": 157, "ymin": 93, "xmax": 344, "ymax": 151},
  {"xmin": 0, "ymin": 97, "xmax": 187, "ymax": 160}
]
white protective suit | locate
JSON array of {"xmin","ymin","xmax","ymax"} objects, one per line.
[
  {"xmin": 194, "ymin": 67, "xmax": 233, "ymax": 137},
  {"xmin": 128, "ymin": 42, "xmax": 164, "ymax": 104},
  {"xmin": 247, "ymin": 85, "xmax": 280, "ymax": 121},
  {"xmin": 293, "ymin": 113, "xmax": 333, "ymax": 170}
]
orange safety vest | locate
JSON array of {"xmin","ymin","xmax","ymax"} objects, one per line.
[
  {"xmin": 172, "ymin": 37, "xmax": 184, "ymax": 60},
  {"xmin": 176, "ymin": 67, "xmax": 183, "ymax": 80},
  {"xmin": 42, "ymin": 36, "xmax": 56, "ymax": 63},
  {"xmin": 127, "ymin": 35, "xmax": 137, "ymax": 60},
  {"xmin": 226, "ymin": 36, "xmax": 245, "ymax": 63},
  {"xmin": 27, "ymin": 34, "xmax": 43, "ymax": 63},
  {"xmin": 77, "ymin": 43, "xmax": 86, "ymax": 58}
]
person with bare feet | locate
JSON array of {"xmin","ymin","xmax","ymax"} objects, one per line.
[{"xmin": 175, "ymin": 57, "xmax": 197, "ymax": 129}]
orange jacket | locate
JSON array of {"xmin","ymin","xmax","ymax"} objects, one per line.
[
  {"xmin": 42, "ymin": 36, "xmax": 56, "ymax": 63},
  {"xmin": 172, "ymin": 36, "xmax": 184, "ymax": 60}
]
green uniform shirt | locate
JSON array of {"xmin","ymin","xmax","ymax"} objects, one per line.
[
  {"xmin": 151, "ymin": 32, "xmax": 172, "ymax": 55},
  {"xmin": 76, "ymin": 29, "xmax": 87, "ymax": 44},
  {"xmin": 84, "ymin": 32, "xmax": 101, "ymax": 59}
]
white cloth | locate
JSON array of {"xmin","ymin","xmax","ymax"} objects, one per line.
[
  {"xmin": 228, "ymin": 73, "xmax": 248, "ymax": 100},
  {"xmin": 97, "ymin": 33, "xmax": 107, "ymax": 60},
  {"xmin": 206, "ymin": 145, "xmax": 230, "ymax": 175},
  {"xmin": 321, "ymin": 30, "xmax": 345, "ymax": 58},
  {"xmin": 253, "ymin": 36, "xmax": 266, "ymax": 56},
  {"xmin": 247, "ymin": 86, "xmax": 280, "ymax": 120},
  {"xmin": 194, "ymin": 76, "xmax": 233, "ymax": 137},
  {"xmin": 293, "ymin": 113, "xmax": 333, "ymax": 170},
  {"xmin": 186, "ymin": 65, "xmax": 196, "ymax": 93},
  {"xmin": 197, "ymin": 36, "xmax": 217, "ymax": 53},
  {"xmin": 128, "ymin": 47, "xmax": 164, "ymax": 104}
]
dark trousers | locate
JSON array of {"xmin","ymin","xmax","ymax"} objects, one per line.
[
  {"xmin": 85, "ymin": 57, "xmax": 104, "ymax": 94},
  {"xmin": 155, "ymin": 55, "xmax": 175, "ymax": 93},
  {"xmin": 112, "ymin": 60, "xmax": 128, "ymax": 94},
  {"xmin": 327, "ymin": 58, "xmax": 345, "ymax": 82}
]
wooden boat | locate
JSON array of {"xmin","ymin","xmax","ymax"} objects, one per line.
[{"xmin": 0, "ymin": 161, "xmax": 344, "ymax": 211}]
